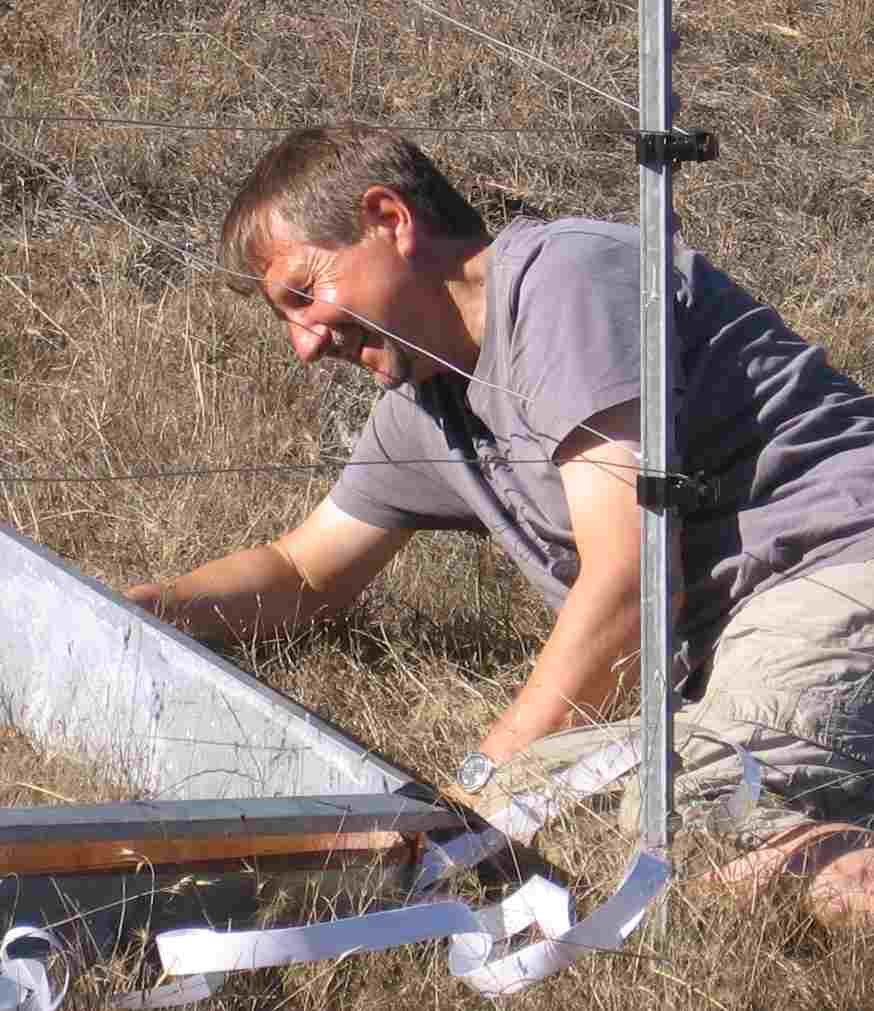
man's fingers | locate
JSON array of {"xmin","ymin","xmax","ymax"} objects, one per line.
[{"xmin": 124, "ymin": 582, "xmax": 170, "ymax": 617}]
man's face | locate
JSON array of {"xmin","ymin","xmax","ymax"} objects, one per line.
[{"xmin": 256, "ymin": 223, "xmax": 424, "ymax": 390}]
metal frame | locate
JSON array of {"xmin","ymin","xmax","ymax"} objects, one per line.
[
  {"xmin": 0, "ymin": 524, "xmax": 410, "ymax": 800},
  {"xmin": 0, "ymin": 526, "xmax": 453, "ymax": 943}
]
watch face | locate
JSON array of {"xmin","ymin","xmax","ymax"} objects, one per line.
[{"xmin": 458, "ymin": 752, "xmax": 494, "ymax": 793}]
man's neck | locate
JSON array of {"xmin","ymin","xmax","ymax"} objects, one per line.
[
  {"xmin": 435, "ymin": 237, "xmax": 491, "ymax": 370},
  {"xmin": 452, "ymin": 240, "xmax": 491, "ymax": 348}
]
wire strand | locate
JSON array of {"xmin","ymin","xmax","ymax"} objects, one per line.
[
  {"xmin": 0, "ymin": 6, "xmax": 691, "ymax": 500},
  {"xmin": 409, "ymin": 0, "xmax": 639, "ymax": 117},
  {"xmin": 0, "ymin": 135, "xmax": 643, "ymax": 457},
  {"xmin": 0, "ymin": 455, "xmax": 667, "ymax": 487},
  {"xmin": 409, "ymin": 0, "xmax": 690, "ymax": 135},
  {"xmin": 0, "ymin": 111, "xmax": 637, "ymax": 137}
]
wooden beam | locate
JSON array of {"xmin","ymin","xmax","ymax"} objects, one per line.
[
  {"xmin": 0, "ymin": 829, "xmax": 415, "ymax": 877},
  {"xmin": 0, "ymin": 794, "xmax": 458, "ymax": 877}
]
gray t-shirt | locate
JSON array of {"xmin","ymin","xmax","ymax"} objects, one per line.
[{"xmin": 331, "ymin": 217, "xmax": 874, "ymax": 667}]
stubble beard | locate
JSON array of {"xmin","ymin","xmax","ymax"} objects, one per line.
[{"xmin": 329, "ymin": 326, "xmax": 414, "ymax": 390}]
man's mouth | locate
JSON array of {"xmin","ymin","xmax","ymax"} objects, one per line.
[{"xmin": 326, "ymin": 328, "xmax": 407, "ymax": 387}]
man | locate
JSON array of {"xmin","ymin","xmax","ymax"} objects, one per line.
[{"xmin": 127, "ymin": 125, "xmax": 874, "ymax": 923}]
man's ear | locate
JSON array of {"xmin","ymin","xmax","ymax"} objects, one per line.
[{"xmin": 360, "ymin": 186, "xmax": 416, "ymax": 256}]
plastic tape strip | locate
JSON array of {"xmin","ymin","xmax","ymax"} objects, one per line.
[
  {"xmin": 680, "ymin": 730, "xmax": 763, "ymax": 831},
  {"xmin": 416, "ymin": 826, "xmax": 510, "ymax": 891},
  {"xmin": 490, "ymin": 737, "xmax": 643, "ymax": 845},
  {"xmin": 0, "ymin": 926, "xmax": 69, "ymax": 1011},
  {"xmin": 112, "ymin": 972, "xmax": 226, "ymax": 1009},
  {"xmin": 490, "ymin": 722, "xmax": 762, "ymax": 847},
  {"xmin": 154, "ymin": 852, "xmax": 670, "ymax": 1000},
  {"xmin": 417, "ymin": 734, "xmax": 644, "ymax": 891},
  {"xmin": 418, "ymin": 721, "xmax": 761, "ymax": 887}
]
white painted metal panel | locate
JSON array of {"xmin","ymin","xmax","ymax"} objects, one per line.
[{"xmin": 0, "ymin": 525, "xmax": 410, "ymax": 799}]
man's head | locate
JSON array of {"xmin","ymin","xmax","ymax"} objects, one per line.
[
  {"xmin": 220, "ymin": 126, "xmax": 490, "ymax": 390},
  {"xmin": 220, "ymin": 125, "xmax": 487, "ymax": 295}
]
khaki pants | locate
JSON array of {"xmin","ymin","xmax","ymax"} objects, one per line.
[{"xmin": 478, "ymin": 560, "xmax": 874, "ymax": 848}]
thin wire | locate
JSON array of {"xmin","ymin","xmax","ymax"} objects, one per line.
[
  {"xmin": 0, "ymin": 135, "xmax": 635, "ymax": 453},
  {"xmin": 0, "ymin": 0, "xmax": 683, "ymax": 141},
  {"xmin": 0, "ymin": 94, "xmax": 692, "ymax": 493},
  {"xmin": 409, "ymin": 0, "xmax": 639, "ymax": 118},
  {"xmin": 0, "ymin": 10, "xmax": 689, "ymax": 491},
  {"xmin": 0, "ymin": 111, "xmax": 636, "ymax": 137},
  {"xmin": 0, "ymin": 136, "xmax": 691, "ymax": 495},
  {"xmin": 0, "ymin": 455, "xmax": 662, "ymax": 487},
  {"xmin": 409, "ymin": 0, "xmax": 689, "ymax": 137}
]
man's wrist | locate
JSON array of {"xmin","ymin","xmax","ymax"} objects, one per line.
[
  {"xmin": 477, "ymin": 729, "xmax": 524, "ymax": 768},
  {"xmin": 456, "ymin": 751, "xmax": 497, "ymax": 794}
]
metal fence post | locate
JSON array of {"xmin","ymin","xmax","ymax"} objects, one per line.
[{"xmin": 638, "ymin": 0, "xmax": 678, "ymax": 931}]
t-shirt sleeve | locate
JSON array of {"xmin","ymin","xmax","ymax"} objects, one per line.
[
  {"xmin": 328, "ymin": 388, "xmax": 482, "ymax": 532},
  {"xmin": 510, "ymin": 231, "xmax": 641, "ymax": 457}
]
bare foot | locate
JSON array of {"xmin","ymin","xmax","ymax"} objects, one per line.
[{"xmin": 691, "ymin": 821, "xmax": 874, "ymax": 927}]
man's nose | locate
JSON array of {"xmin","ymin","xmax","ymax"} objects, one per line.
[{"xmin": 286, "ymin": 318, "xmax": 332, "ymax": 364}]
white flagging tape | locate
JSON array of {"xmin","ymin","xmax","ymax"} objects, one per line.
[
  {"xmin": 111, "ymin": 972, "xmax": 227, "ymax": 1009},
  {"xmin": 490, "ymin": 736, "xmax": 645, "ymax": 846},
  {"xmin": 449, "ymin": 852, "xmax": 671, "ymax": 997},
  {"xmin": 154, "ymin": 854, "xmax": 671, "ymax": 1000},
  {"xmin": 484, "ymin": 723, "xmax": 763, "ymax": 849},
  {"xmin": 416, "ymin": 826, "xmax": 510, "ymax": 891},
  {"xmin": 414, "ymin": 736, "xmax": 644, "ymax": 892},
  {"xmin": 0, "ymin": 926, "xmax": 69, "ymax": 1011},
  {"xmin": 2, "ymin": 725, "xmax": 761, "ymax": 1008}
]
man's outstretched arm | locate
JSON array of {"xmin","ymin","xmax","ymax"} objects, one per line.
[
  {"xmin": 478, "ymin": 402, "xmax": 651, "ymax": 765},
  {"xmin": 125, "ymin": 497, "xmax": 412, "ymax": 644}
]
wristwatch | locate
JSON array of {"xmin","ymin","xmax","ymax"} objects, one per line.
[{"xmin": 456, "ymin": 752, "xmax": 497, "ymax": 794}]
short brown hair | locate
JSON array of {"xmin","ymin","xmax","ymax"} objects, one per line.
[{"xmin": 220, "ymin": 125, "xmax": 487, "ymax": 294}]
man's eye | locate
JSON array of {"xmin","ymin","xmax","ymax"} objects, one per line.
[{"xmin": 280, "ymin": 286, "xmax": 311, "ymax": 308}]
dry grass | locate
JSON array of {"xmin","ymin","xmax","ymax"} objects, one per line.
[{"xmin": 2, "ymin": 0, "xmax": 874, "ymax": 1007}]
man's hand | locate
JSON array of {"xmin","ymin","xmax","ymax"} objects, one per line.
[
  {"xmin": 125, "ymin": 582, "xmax": 193, "ymax": 632},
  {"xmin": 124, "ymin": 582, "xmax": 164, "ymax": 614}
]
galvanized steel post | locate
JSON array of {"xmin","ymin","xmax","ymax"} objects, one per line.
[{"xmin": 638, "ymin": 0, "xmax": 678, "ymax": 927}]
